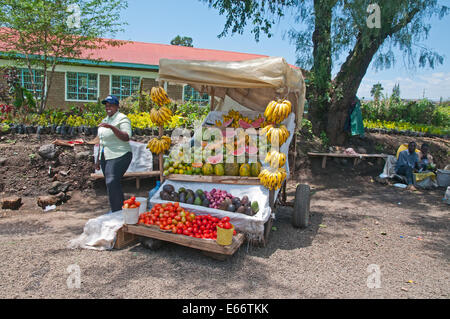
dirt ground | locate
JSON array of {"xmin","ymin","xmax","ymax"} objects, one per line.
[{"xmin": 0, "ymin": 132, "xmax": 448, "ymax": 299}]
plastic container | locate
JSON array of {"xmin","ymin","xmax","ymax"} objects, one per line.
[
  {"xmin": 147, "ymin": 181, "xmax": 161, "ymax": 209},
  {"xmin": 216, "ymin": 225, "xmax": 235, "ymax": 246},
  {"xmin": 436, "ymin": 169, "xmax": 450, "ymax": 187},
  {"xmin": 123, "ymin": 207, "xmax": 140, "ymax": 225},
  {"xmin": 135, "ymin": 197, "xmax": 148, "ymax": 214}
]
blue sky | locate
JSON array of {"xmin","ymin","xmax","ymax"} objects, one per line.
[{"xmin": 115, "ymin": 0, "xmax": 450, "ymax": 101}]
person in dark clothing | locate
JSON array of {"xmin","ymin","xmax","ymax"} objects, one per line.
[{"xmin": 395, "ymin": 141, "xmax": 420, "ymax": 190}]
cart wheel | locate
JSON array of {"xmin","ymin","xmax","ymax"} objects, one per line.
[{"xmin": 292, "ymin": 184, "xmax": 310, "ymax": 228}]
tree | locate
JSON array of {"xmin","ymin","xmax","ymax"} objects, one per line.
[
  {"xmin": 201, "ymin": 0, "xmax": 448, "ymax": 144},
  {"xmin": 0, "ymin": 0, "xmax": 128, "ymax": 113},
  {"xmin": 392, "ymin": 83, "xmax": 401, "ymax": 100},
  {"xmin": 170, "ymin": 35, "xmax": 194, "ymax": 47},
  {"xmin": 370, "ymin": 83, "xmax": 384, "ymax": 102}
]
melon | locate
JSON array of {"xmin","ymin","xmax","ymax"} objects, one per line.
[
  {"xmin": 239, "ymin": 120, "xmax": 252, "ymax": 129},
  {"xmin": 207, "ymin": 154, "xmax": 223, "ymax": 165},
  {"xmin": 222, "ymin": 129, "xmax": 236, "ymax": 139},
  {"xmin": 214, "ymin": 163, "xmax": 225, "ymax": 176},
  {"xmin": 202, "ymin": 163, "xmax": 214, "ymax": 176},
  {"xmin": 250, "ymin": 162, "xmax": 262, "ymax": 177},
  {"xmin": 239, "ymin": 163, "xmax": 251, "ymax": 177},
  {"xmin": 225, "ymin": 162, "xmax": 240, "ymax": 176}
]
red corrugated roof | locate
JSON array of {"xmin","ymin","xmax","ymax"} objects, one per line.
[{"xmin": 82, "ymin": 40, "xmax": 269, "ymax": 66}]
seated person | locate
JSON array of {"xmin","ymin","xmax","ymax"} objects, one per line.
[
  {"xmin": 418, "ymin": 143, "xmax": 434, "ymax": 171},
  {"xmin": 395, "ymin": 141, "xmax": 420, "ymax": 190}
]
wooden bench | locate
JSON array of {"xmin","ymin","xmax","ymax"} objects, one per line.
[
  {"xmin": 307, "ymin": 152, "xmax": 388, "ymax": 169},
  {"xmin": 90, "ymin": 171, "xmax": 160, "ymax": 190}
]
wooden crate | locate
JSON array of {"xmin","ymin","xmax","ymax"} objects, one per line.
[
  {"xmin": 123, "ymin": 224, "xmax": 245, "ymax": 259},
  {"xmin": 113, "ymin": 226, "xmax": 140, "ymax": 249}
]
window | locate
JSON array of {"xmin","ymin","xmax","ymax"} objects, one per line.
[
  {"xmin": 183, "ymin": 85, "xmax": 209, "ymax": 104},
  {"xmin": 66, "ymin": 72, "xmax": 98, "ymax": 101},
  {"xmin": 19, "ymin": 68, "xmax": 44, "ymax": 93},
  {"xmin": 111, "ymin": 75, "xmax": 140, "ymax": 99}
]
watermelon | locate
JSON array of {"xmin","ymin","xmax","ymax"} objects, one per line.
[
  {"xmin": 233, "ymin": 146, "xmax": 245, "ymax": 157},
  {"xmin": 239, "ymin": 120, "xmax": 252, "ymax": 129},
  {"xmin": 207, "ymin": 154, "xmax": 223, "ymax": 164},
  {"xmin": 222, "ymin": 128, "xmax": 236, "ymax": 139},
  {"xmin": 251, "ymin": 117, "xmax": 265, "ymax": 128},
  {"xmin": 245, "ymin": 145, "xmax": 258, "ymax": 155},
  {"xmin": 223, "ymin": 119, "xmax": 233, "ymax": 127}
]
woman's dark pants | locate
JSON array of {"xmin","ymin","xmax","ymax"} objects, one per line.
[
  {"xmin": 396, "ymin": 165, "xmax": 414, "ymax": 185},
  {"xmin": 100, "ymin": 152, "xmax": 132, "ymax": 213}
]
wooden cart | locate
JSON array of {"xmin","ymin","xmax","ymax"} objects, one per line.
[{"xmin": 116, "ymin": 57, "xmax": 310, "ymax": 256}]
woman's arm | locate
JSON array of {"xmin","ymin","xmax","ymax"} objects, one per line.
[{"xmin": 98, "ymin": 123, "xmax": 130, "ymax": 142}]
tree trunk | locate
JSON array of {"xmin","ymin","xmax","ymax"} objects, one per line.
[
  {"xmin": 308, "ymin": 0, "xmax": 335, "ymax": 136},
  {"xmin": 326, "ymin": 34, "xmax": 382, "ymax": 145}
]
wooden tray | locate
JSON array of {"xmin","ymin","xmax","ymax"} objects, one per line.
[
  {"xmin": 166, "ymin": 174, "xmax": 261, "ymax": 185},
  {"xmin": 124, "ymin": 224, "xmax": 245, "ymax": 256}
]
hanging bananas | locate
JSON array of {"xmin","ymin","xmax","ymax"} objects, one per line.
[
  {"xmin": 151, "ymin": 86, "xmax": 171, "ymax": 106},
  {"xmin": 147, "ymin": 136, "xmax": 171, "ymax": 155},
  {"xmin": 258, "ymin": 167, "xmax": 287, "ymax": 190},
  {"xmin": 149, "ymin": 106, "xmax": 173, "ymax": 126},
  {"xmin": 261, "ymin": 124, "xmax": 289, "ymax": 147},
  {"xmin": 264, "ymin": 99, "xmax": 292, "ymax": 124},
  {"xmin": 265, "ymin": 150, "xmax": 286, "ymax": 169}
]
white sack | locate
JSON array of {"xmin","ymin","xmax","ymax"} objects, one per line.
[
  {"xmin": 67, "ymin": 211, "xmax": 124, "ymax": 251},
  {"xmin": 94, "ymin": 141, "xmax": 152, "ymax": 175}
]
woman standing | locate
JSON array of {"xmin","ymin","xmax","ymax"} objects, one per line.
[{"xmin": 95, "ymin": 95, "xmax": 133, "ymax": 213}]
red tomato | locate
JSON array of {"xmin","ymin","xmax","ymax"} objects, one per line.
[
  {"xmin": 177, "ymin": 228, "xmax": 183, "ymax": 234},
  {"xmin": 224, "ymin": 222, "xmax": 232, "ymax": 229},
  {"xmin": 217, "ymin": 222, "xmax": 224, "ymax": 229},
  {"xmin": 233, "ymin": 230, "xmax": 237, "ymax": 236},
  {"xmin": 222, "ymin": 216, "xmax": 230, "ymax": 222},
  {"xmin": 174, "ymin": 202, "xmax": 179, "ymax": 208}
]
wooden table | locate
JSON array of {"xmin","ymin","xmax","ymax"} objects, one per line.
[
  {"xmin": 166, "ymin": 174, "xmax": 261, "ymax": 185},
  {"xmin": 307, "ymin": 152, "xmax": 388, "ymax": 169},
  {"xmin": 121, "ymin": 224, "xmax": 245, "ymax": 260},
  {"xmin": 90, "ymin": 171, "xmax": 160, "ymax": 189}
]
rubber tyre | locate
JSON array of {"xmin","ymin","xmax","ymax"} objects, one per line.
[{"xmin": 292, "ymin": 184, "xmax": 310, "ymax": 228}]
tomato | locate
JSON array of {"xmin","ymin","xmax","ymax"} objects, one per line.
[
  {"xmin": 129, "ymin": 204, "xmax": 137, "ymax": 209},
  {"xmin": 183, "ymin": 230, "xmax": 189, "ymax": 236},
  {"xmin": 217, "ymin": 222, "xmax": 224, "ymax": 229},
  {"xmin": 172, "ymin": 228, "xmax": 177, "ymax": 234},
  {"xmin": 175, "ymin": 216, "xmax": 181, "ymax": 222},
  {"xmin": 233, "ymin": 230, "xmax": 237, "ymax": 236},
  {"xmin": 135, "ymin": 202, "xmax": 141, "ymax": 207},
  {"xmin": 224, "ymin": 222, "xmax": 231, "ymax": 229},
  {"xmin": 222, "ymin": 216, "xmax": 230, "ymax": 222},
  {"xmin": 177, "ymin": 228, "xmax": 183, "ymax": 234},
  {"xmin": 174, "ymin": 202, "xmax": 179, "ymax": 208}
]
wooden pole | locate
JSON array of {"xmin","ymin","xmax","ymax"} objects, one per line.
[
  {"xmin": 210, "ymin": 87, "xmax": 215, "ymax": 110},
  {"xmin": 159, "ymin": 125, "xmax": 164, "ymax": 184}
]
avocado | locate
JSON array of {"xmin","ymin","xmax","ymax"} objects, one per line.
[
  {"xmin": 163, "ymin": 184, "xmax": 175, "ymax": 194},
  {"xmin": 196, "ymin": 189, "xmax": 204, "ymax": 196},
  {"xmin": 241, "ymin": 195, "xmax": 249, "ymax": 206},
  {"xmin": 245, "ymin": 206, "xmax": 253, "ymax": 216},
  {"xmin": 227, "ymin": 204, "xmax": 236, "ymax": 212},
  {"xmin": 251, "ymin": 201, "xmax": 259, "ymax": 214},
  {"xmin": 186, "ymin": 197, "xmax": 194, "ymax": 205},
  {"xmin": 194, "ymin": 196, "xmax": 202, "ymax": 206},
  {"xmin": 237, "ymin": 206, "xmax": 246, "ymax": 214},
  {"xmin": 178, "ymin": 187, "xmax": 186, "ymax": 194},
  {"xmin": 160, "ymin": 191, "xmax": 170, "ymax": 200},
  {"xmin": 179, "ymin": 192, "xmax": 186, "ymax": 203},
  {"xmin": 202, "ymin": 198, "xmax": 210, "ymax": 207},
  {"xmin": 219, "ymin": 198, "xmax": 232, "ymax": 211}
]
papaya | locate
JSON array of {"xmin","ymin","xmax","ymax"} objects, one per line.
[
  {"xmin": 225, "ymin": 162, "xmax": 240, "ymax": 176},
  {"xmin": 239, "ymin": 163, "xmax": 251, "ymax": 177},
  {"xmin": 250, "ymin": 162, "xmax": 262, "ymax": 177},
  {"xmin": 214, "ymin": 163, "xmax": 225, "ymax": 176},
  {"xmin": 202, "ymin": 163, "xmax": 214, "ymax": 176}
]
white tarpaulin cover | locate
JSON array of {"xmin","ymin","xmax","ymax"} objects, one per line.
[
  {"xmin": 158, "ymin": 57, "xmax": 306, "ymax": 127},
  {"xmin": 94, "ymin": 141, "xmax": 152, "ymax": 175},
  {"xmin": 150, "ymin": 180, "xmax": 271, "ymax": 240},
  {"xmin": 68, "ymin": 211, "xmax": 124, "ymax": 251}
]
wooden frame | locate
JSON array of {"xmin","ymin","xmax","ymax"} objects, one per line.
[
  {"xmin": 90, "ymin": 171, "xmax": 160, "ymax": 189},
  {"xmin": 307, "ymin": 152, "xmax": 388, "ymax": 169}
]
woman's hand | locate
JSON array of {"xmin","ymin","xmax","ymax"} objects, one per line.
[
  {"xmin": 95, "ymin": 161, "xmax": 100, "ymax": 171},
  {"xmin": 99, "ymin": 123, "xmax": 114, "ymax": 129}
]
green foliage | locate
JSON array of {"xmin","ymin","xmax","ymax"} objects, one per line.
[
  {"xmin": 319, "ymin": 131, "xmax": 329, "ymax": 149},
  {"xmin": 361, "ymin": 98, "xmax": 449, "ymax": 127},
  {"xmin": 170, "ymin": 35, "xmax": 194, "ymax": 47},
  {"xmin": 175, "ymin": 100, "xmax": 210, "ymax": 128}
]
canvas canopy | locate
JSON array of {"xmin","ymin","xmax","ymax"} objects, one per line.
[{"xmin": 157, "ymin": 57, "xmax": 306, "ymax": 127}]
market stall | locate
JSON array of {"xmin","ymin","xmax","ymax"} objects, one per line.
[{"xmin": 122, "ymin": 56, "xmax": 310, "ymax": 257}]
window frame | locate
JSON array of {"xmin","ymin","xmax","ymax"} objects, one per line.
[
  {"xmin": 183, "ymin": 84, "xmax": 210, "ymax": 104},
  {"xmin": 18, "ymin": 68, "xmax": 45, "ymax": 94},
  {"xmin": 110, "ymin": 75, "xmax": 142, "ymax": 100},
  {"xmin": 65, "ymin": 71, "xmax": 99, "ymax": 102}
]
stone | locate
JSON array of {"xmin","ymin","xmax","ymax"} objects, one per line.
[
  {"xmin": 0, "ymin": 157, "xmax": 7, "ymax": 166},
  {"xmin": 38, "ymin": 144, "xmax": 58, "ymax": 160},
  {"xmin": 48, "ymin": 181, "xmax": 70, "ymax": 195},
  {"xmin": 1, "ymin": 196, "xmax": 22, "ymax": 210},
  {"xmin": 37, "ymin": 195, "xmax": 59, "ymax": 209},
  {"xmin": 357, "ymin": 147, "xmax": 367, "ymax": 154},
  {"xmin": 75, "ymin": 151, "xmax": 91, "ymax": 161}
]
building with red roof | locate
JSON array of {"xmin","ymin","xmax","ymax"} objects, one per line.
[{"xmin": 0, "ymin": 36, "xmax": 271, "ymax": 109}]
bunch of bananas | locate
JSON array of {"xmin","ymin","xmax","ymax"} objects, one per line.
[
  {"xmin": 259, "ymin": 168, "xmax": 287, "ymax": 190},
  {"xmin": 147, "ymin": 136, "xmax": 171, "ymax": 155},
  {"xmin": 265, "ymin": 150, "xmax": 286, "ymax": 169},
  {"xmin": 264, "ymin": 99, "xmax": 292, "ymax": 124},
  {"xmin": 261, "ymin": 124, "xmax": 289, "ymax": 146},
  {"xmin": 149, "ymin": 106, "xmax": 172, "ymax": 126},
  {"xmin": 151, "ymin": 86, "xmax": 171, "ymax": 106}
]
